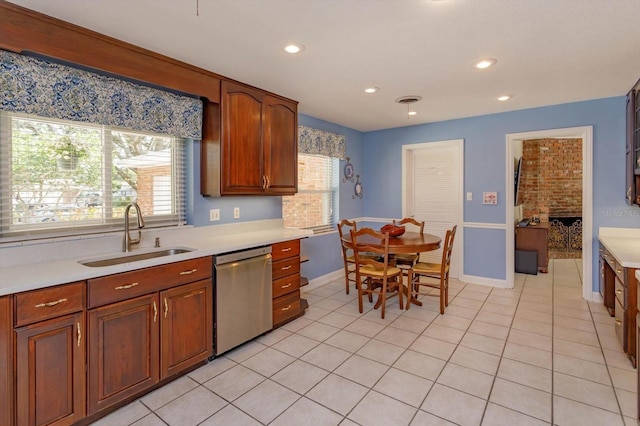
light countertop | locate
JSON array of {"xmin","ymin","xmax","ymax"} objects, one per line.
[
  {"xmin": 598, "ymin": 227, "xmax": 640, "ymax": 269},
  {"xmin": 0, "ymin": 220, "xmax": 312, "ymax": 296}
]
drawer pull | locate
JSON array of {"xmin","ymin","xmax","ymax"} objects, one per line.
[
  {"xmin": 153, "ymin": 301, "xmax": 158, "ymax": 323},
  {"xmin": 616, "ymin": 289, "xmax": 622, "ymax": 295},
  {"xmin": 164, "ymin": 298, "xmax": 169, "ymax": 318},
  {"xmin": 281, "ymin": 305, "xmax": 292, "ymax": 312},
  {"xmin": 281, "ymin": 247, "xmax": 292, "ymax": 252},
  {"xmin": 281, "ymin": 283, "xmax": 293, "ymax": 289},
  {"xmin": 35, "ymin": 298, "xmax": 67, "ymax": 308},
  {"xmin": 616, "ymin": 268, "xmax": 622, "ymax": 274},
  {"xmin": 179, "ymin": 268, "xmax": 197, "ymax": 275},
  {"xmin": 281, "ymin": 265, "xmax": 292, "ymax": 271},
  {"xmin": 615, "ymin": 319, "xmax": 622, "ymax": 325},
  {"xmin": 77, "ymin": 322, "xmax": 82, "ymax": 348},
  {"xmin": 184, "ymin": 290, "xmax": 205, "ymax": 298},
  {"xmin": 115, "ymin": 282, "xmax": 138, "ymax": 290}
]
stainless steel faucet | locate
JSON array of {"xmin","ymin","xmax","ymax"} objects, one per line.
[{"xmin": 123, "ymin": 202, "xmax": 145, "ymax": 252}]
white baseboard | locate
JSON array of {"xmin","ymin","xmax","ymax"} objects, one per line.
[
  {"xmin": 460, "ymin": 274, "xmax": 509, "ymax": 289},
  {"xmin": 588, "ymin": 291, "xmax": 603, "ymax": 303},
  {"xmin": 304, "ymin": 269, "xmax": 343, "ymax": 292}
]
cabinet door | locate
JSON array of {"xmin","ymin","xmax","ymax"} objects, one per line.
[
  {"xmin": 16, "ymin": 312, "xmax": 85, "ymax": 426},
  {"xmin": 88, "ymin": 294, "xmax": 159, "ymax": 415},
  {"xmin": 263, "ymin": 95, "xmax": 297, "ymax": 195},
  {"xmin": 160, "ymin": 279, "xmax": 213, "ymax": 379},
  {"xmin": 626, "ymin": 90, "xmax": 636, "ymax": 205},
  {"xmin": 221, "ymin": 81, "xmax": 265, "ymax": 194},
  {"xmin": 0, "ymin": 296, "xmax": 13, "ymax": 426}
]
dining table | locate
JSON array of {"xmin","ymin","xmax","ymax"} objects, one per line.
[{"xmin": 341, "ymin": 230, "xmax": 442, "ymax": 308}]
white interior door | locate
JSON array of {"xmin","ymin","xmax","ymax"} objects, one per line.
[{"xmin": 403, "ymin": 140, "xmax": 463, "ymax": 278}]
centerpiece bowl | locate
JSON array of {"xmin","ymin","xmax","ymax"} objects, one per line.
[{"xmin": 380, "ymin": 224, "xmax": 405, "ymax": 237}]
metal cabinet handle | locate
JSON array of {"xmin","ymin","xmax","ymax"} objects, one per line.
[
  {"xmin": 281, "ymin": 247, "xmax": 292, "ymax": 252},
  {"xmin": 281, "ymin": 265, "xmax": 292, "ymax": 271},
  {"xmin": 616, "ymin": 289, "xmax": 622, "ymax": 294},
  {"xmin": 179, "ymin": 269, "xmax": 197, "ymax": 275},
  {"xmin": 616, "ymin": 268, "xmax": 622, "ymax": 274},
  {"xmin": 115, "ymin": 282, "xmax": 138, "ymax": 290},
  {"xmin": 77, "ymin": 322, "xmax": 82, "ymax": 348},
  {"xmin": 153, "ymin": 301, "xmax": 158, "ymax": 323},
  {"xmin": 35, "ymin": 298, "xmax": 67, "ymax": 308},
  {"xmin": 164, "ymin": 298, "xmax": 169, "ymax": 318},
  {"xmin": 615, "ymin": 319, "xmax": 622, "ymax": 325},
  {"xmin": 281, "ymin": 305, "xmax": 292, "ymax": 312},
  {"xmin": 281, "ymin": 283, "xmax": 292, "ymax": 289}
]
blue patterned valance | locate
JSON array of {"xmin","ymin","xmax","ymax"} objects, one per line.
[
  {"xmin": 0, "ymin": 50, "xmax": 202, "ymax": 139},
  {"xmin": 298, "ymin": 125, "xmax": 346, "ymax": 159}
]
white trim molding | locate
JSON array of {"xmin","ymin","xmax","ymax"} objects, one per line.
[
  {"xmin": 505, "ymin": 126, "xmax": 593, "ymax": 297},
  {"xmin": 463, "ymin": 222, "xmax": 507, "ymax": 230}
]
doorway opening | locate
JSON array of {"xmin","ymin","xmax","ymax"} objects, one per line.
[{"xmin": 506, "ymin": 127, "xmax": 593, "ymax": 301}]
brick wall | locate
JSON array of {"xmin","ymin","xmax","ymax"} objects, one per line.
[
  {"xmin": 520, "ymin": 138, "xmax": 582, "ymax": 221},
  {"xmin": 282, "ymin": 155, "xmax": 331, "ymax": 228}
]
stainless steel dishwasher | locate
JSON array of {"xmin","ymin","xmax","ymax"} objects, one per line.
[{"xmin": 214, "ymin": 246, "xmax": 272, "ymax": 355}]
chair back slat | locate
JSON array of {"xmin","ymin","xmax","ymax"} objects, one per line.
[
  {"xmin": 393, "ymin": 217, "xmax": 425, "ymax": 234},
  {"xmin": 350, "ymin": 227, "xmax": 390, "ymax": 271},
  {"xmin": 440, "ymin": 225, "xmax": 457, "ymax": 278}
]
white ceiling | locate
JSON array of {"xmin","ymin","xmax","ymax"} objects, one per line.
[{"xmin": 7, "ymin": 0, "xmax": 640, "ymax": 132}]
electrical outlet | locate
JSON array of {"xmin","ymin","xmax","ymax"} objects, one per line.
[
  {"xmin": 466, "ymin": 192, "xmax": 473, "ymax": 201},
  {"xmin": 233, "ymin": 207, "xmax": 240, "ymax": 219},
  {"xmin": 209, "ymin": 209, "xmax": 220, "ymax": 221}
]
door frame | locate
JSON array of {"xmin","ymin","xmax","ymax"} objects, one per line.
[
  {"xmin": 505, "ymin": 126, "xmax": 593, "ymax": 300},
  {"xmin": 402, "ymin": 139, "xmax": 464, "ymax": 279}
]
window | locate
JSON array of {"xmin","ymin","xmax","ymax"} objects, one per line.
[
  {"xmin": 282, "ymin": 153, "xmax": 338, "ymax": 232},
  {"xmin": 0, "ymin": 111, "xmax": 185, "ymax": 241}
]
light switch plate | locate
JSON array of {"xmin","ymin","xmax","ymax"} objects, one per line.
[
  {"xmin": 466, "ymin": 192, "xmax": 472, "ymax": 201},
  {"xmin": 233, "ymin": 207, "xmax": 240, "ymax": 219},
  {"xmin": 209, "ymin": 209, "xmax": 220, "ymax": 221}
]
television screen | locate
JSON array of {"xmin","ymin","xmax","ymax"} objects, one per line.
[{"xmin": 514, "ymin": 156, "xmax": 523, "ymax": 206}]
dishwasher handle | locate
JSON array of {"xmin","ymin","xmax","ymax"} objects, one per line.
[
  {"xmin": 215, "ymin": 253, "xmax": 272, "ymax": 272},
  {"xmin": 214, "ymin": 246, "xmax": 272, "ymax": 265}
]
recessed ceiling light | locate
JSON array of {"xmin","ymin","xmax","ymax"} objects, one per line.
[
  {"xmin": 364, "ymin": 87, "xmax": 378, "ymax": 94},
  {"xmin": 498, "ymin": 95, "xmax": 512, "ymax": 101},
  {"xmin": 475, "ymin": 58, "xmax": 497, "ymax": 69},
  {"xmin": 284, "ymin": 43, "xmax": 304, "ymax": 54}
]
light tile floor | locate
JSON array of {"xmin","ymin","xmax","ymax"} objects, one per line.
[{"xmin": 93, "ymin": 259, "xmax": 637, "ymax": 425}]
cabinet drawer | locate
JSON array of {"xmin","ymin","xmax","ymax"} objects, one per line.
[
  {"xmin": 15, "ymin": 281, "xmax": 85, "ymax": 327},
  {"xmin": 272, "ymin": 257, "xmax": 300, "ymax": 281},
  {"xmin": 615, "ymin": 296, "xmax": 626, "ymax": 351},
  {"xmin": 272, "ymin": 274, "xmax": 300, "ymax": 299},
  {"xmin": 616, "ymin": 277, "xmax": 627, "ymax": 309},
  {"xmin": 273, "ymin": 290, "xmax": 301, "ymax": 326},
  {"xmin": 272, "ymin": 240, "xmax": 300, "ymax": 261},
  {"xmin": 88, "ymin": 257, "xmax": 211, "ymax": 308}
]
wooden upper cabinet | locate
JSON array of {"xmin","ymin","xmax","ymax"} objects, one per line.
[
  {"xmin": 264, "ymin": 95, "xmax": 298, "ymax": 195},
  {"xmin": 214, "ymin": 80, "xmax": 298, "ymax": 196},
  {"xmin": 221, "ymin": 82, "xmax": 266, "ymax": 194}
]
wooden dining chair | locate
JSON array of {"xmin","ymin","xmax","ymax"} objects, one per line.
[
  {"xmin": 392, "ymin": 217, "xmax": 425, "ymax": 270},
  {"xmin": 407, "ymin": 225, "xmax": 457, "ymax": 314},
  {"xmin": 337, "ymin": 219, "xmax": 359, "ymax": 294},
  {"xmin": 350, "ymin": 227, "xmax": 404, "ymax": 319}
]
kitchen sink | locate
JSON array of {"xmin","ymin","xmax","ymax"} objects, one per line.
[{"xmin": 78, "ymin": 247, "xmax": 195, "ymax": 267}]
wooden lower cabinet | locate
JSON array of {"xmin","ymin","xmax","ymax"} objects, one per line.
[
  {"xmin": 88, "ymin": 294, "xmax": 159, "ymax": 415},
  {"xmin": 16, "ymin": 312, "xmax": 85, "ymax": 426},
  {"xmin": 0, "ymin": 296, "xmax": 13, "ymax": 426},
  {"xmin": 515, "ymin": 223, "xmax": 550, "ymax": 273},
  {"xmin": 160, "ymin": 279, "xmax": 213, "ymax": 378}
]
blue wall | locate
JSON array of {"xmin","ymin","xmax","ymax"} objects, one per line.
[
  {"xmin": 186, "ymin": 97, "xmax": 640, "ymax": 289},
  {"xmin": 363, "ymin": 97, "xmax": 640, "ymax": 286}
]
